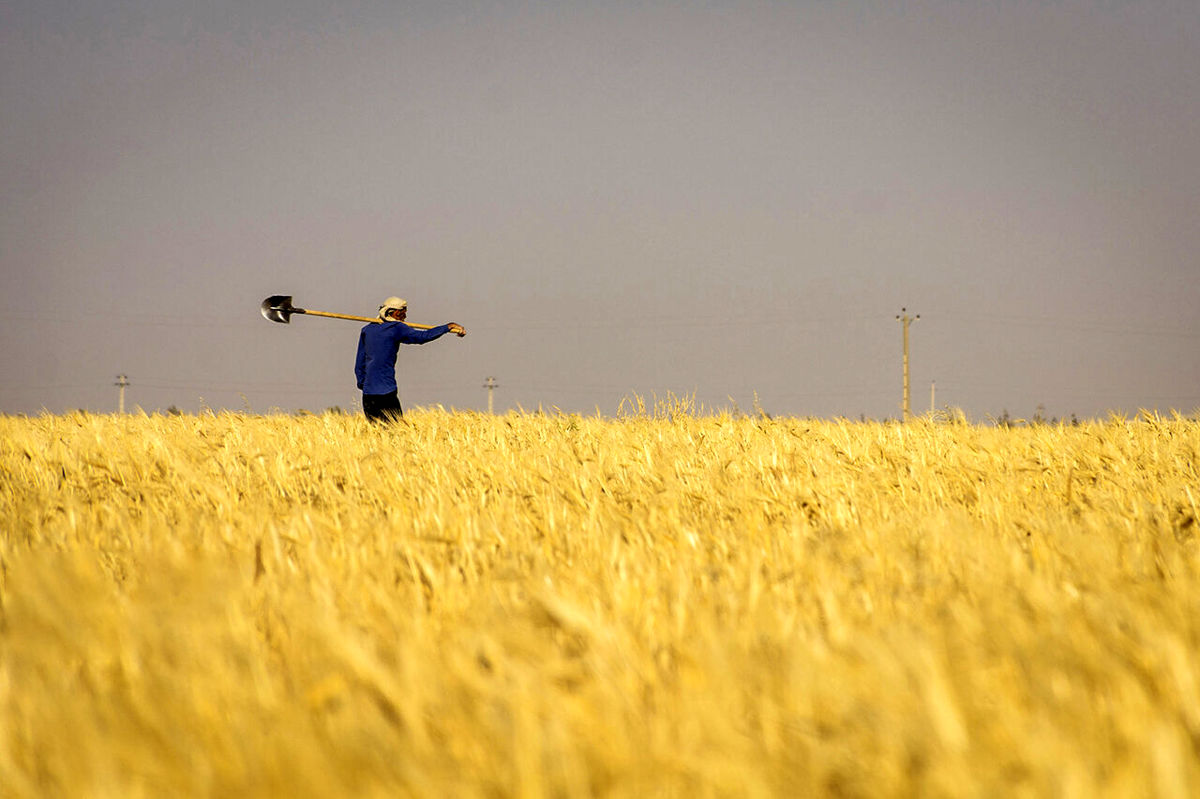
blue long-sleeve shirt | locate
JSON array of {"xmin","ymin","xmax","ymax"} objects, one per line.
[{"xmin": 355, "ymin": 322, "xmax": 452, "ymax": 395}]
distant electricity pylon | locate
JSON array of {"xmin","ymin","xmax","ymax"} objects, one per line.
[
  {"xmin": 895, "ymin": 309, "xmax": 919, "ymax": 420},
  {"xmin": 483, "ymin": 376, "xmax": 499, "ymax": 414},
  {"xmin": 115, "ymin": 374, "xmax": 130, "ymax": 414}
]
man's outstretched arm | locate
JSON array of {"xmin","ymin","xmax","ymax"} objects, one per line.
[{"xmin": 396, "ymin": 323, "xmax": 465, "ymax": 344}]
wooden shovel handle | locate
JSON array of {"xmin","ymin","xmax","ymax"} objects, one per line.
[{"xmin": 300, "ymin": 309, "xmax": 434, "ymax": 330}]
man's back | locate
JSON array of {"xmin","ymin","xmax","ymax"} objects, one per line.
[{"xmin": 355, "ymin": 321, "xmax": 451, "ymax": 395}]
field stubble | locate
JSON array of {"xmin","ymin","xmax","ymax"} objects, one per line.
[{"xmin": 1, "ymin": 409, "xmax": 1199, "ymax": 797}]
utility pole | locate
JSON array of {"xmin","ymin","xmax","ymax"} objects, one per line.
[
  {"xmin": 895, "ymin": 309, "xmax": 918, "ymax": 421},
  {"xmin": 930, "ymin": 381, "xmax": 936, "ymax": 414},
  {"xmin": 483, "ymin": 376, "xmax": 498, "ymax": 414},
  {"xmin": 115, "ymin": 374, "xmax": 130, "ymax": 414}
]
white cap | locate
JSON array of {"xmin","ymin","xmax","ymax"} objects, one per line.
[{"xmin": 378, "ymin": 296, "xmax": 407, "ymax": 320}]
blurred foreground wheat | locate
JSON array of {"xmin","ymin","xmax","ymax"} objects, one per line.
[{"xmin": 1, "ymin": 409, "xmax": 1198, "ymax": 797}]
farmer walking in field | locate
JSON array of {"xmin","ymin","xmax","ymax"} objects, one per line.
[{"xmin": 355, "ymin": 296, "xmax": 465, "ymax": 422}]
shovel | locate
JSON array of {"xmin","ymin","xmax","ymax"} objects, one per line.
[{"xmin": 260, "ymin": 295, "xmax": 435, "ymax": 330}]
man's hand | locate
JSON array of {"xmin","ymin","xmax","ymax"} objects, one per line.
[{"xmin": 448, "ymin": 322, "xmax": 466, "ymax": 337}]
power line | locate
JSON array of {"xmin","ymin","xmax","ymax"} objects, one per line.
[
  {"xmin": 896, "ymin": 308, "xmax": 919, "ymax": 421},
  {"xmin": 483, "ymin": 376, "xmax": 499, "ymax": 414},
  {"xmin": 115, "ymin": 374, "xmax": 129, "ymax": 414},
  {"xmin": 934, "ymin": 312, "xmax": 1200, "ymax": 339}
]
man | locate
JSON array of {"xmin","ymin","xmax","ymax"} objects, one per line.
[{"xmin": 354, "ymin": 296, "xmax": 465, "ymax": 422}]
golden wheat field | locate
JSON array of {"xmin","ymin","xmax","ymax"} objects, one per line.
[{"xmin": 1, "ymin": 407, "xmax": 1199, "ymax": 798}]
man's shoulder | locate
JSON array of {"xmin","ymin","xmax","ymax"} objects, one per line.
[{"xmin": 370, "ymin": 322, "xmax": 417, "ymax": 342}]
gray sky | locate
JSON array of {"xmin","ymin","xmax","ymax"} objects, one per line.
[{"xmin": 2, "ymin": 0, "xmax": 1198, "ymax": 420}]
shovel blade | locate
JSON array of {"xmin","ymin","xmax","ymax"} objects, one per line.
[{"xmin": 261, "ymin": 295, "xmax": 295, "ymax": 323}]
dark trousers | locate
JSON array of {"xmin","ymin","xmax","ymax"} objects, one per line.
[{"xmin": 362, "ymin": 391, "xmax": 403, "ymax": 422}]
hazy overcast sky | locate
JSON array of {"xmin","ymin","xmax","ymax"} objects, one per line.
[{"xmin": 2, "ymin": 0, "xmax": 1197, "ymax": 419}]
